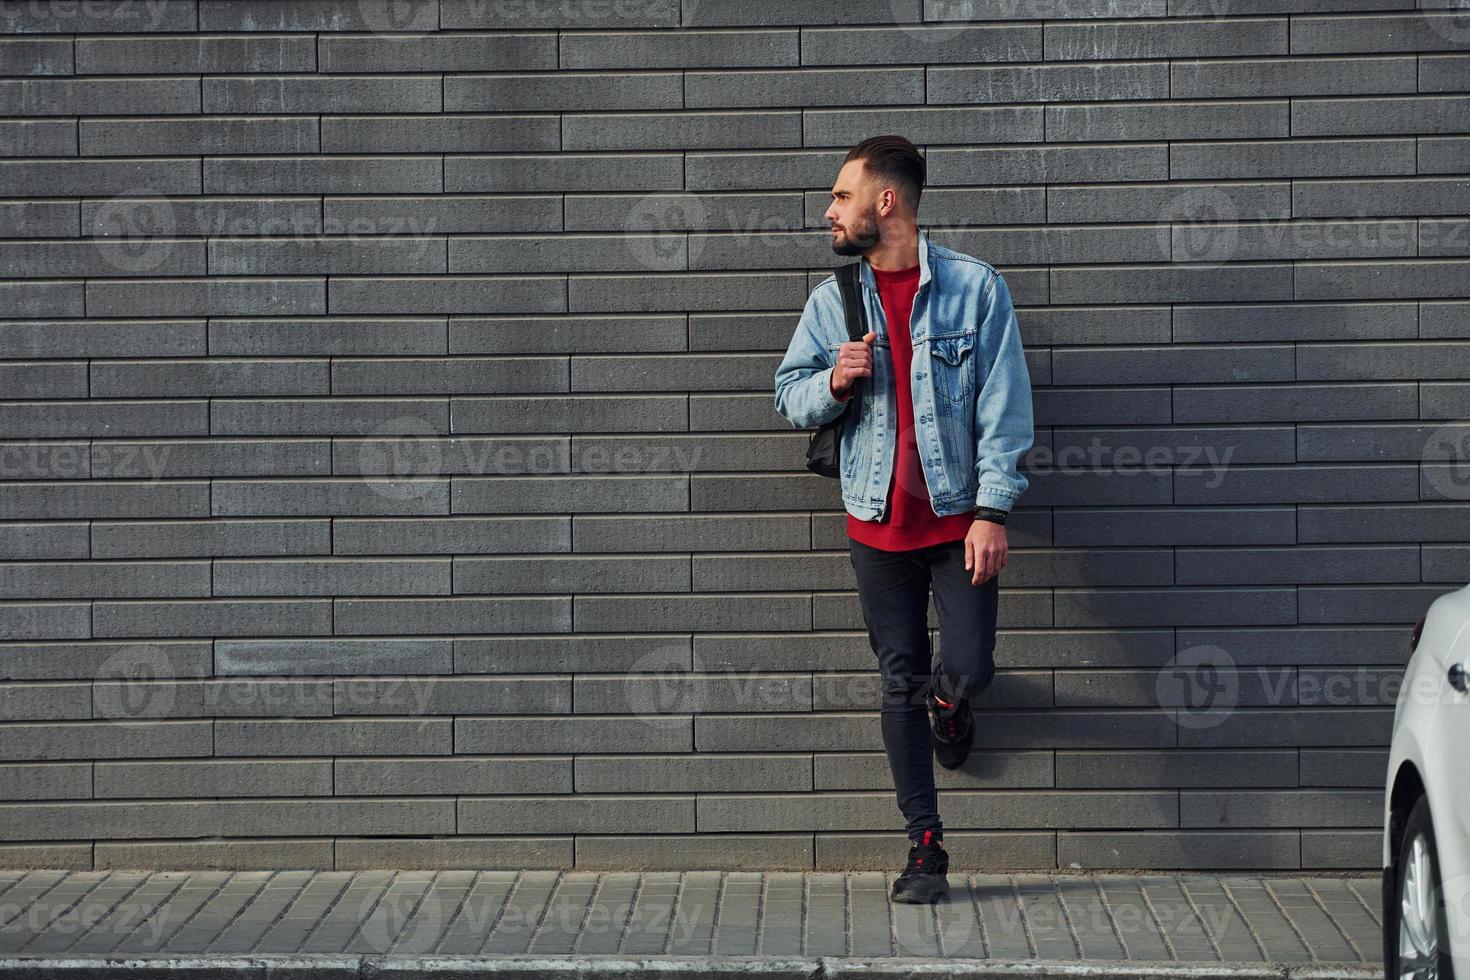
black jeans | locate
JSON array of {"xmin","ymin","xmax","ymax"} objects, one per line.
[{"xmin": 848, "ymin": 536, "xmax": 1000, "ymax": 843}]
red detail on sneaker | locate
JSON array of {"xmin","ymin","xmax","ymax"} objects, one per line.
[{"xmin": 934, "ymin": 696, "xmax": 953, "ymax": 709}]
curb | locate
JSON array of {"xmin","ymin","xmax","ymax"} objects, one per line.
[{"xmin": 0, "ymin": 955, "xmax": 1385, "ymax": 980}]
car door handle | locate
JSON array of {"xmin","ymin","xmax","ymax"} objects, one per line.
[{"xmin": 1450, "ymin": 662, "xmax": 1468, "ymax": 693}]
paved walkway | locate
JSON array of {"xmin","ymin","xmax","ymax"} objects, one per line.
[{"xmin": 0, "ymin": 870, "xmax": 1383, "ymax": 976}]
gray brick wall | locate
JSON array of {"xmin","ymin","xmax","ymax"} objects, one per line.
[{"xmin": 0, "ymin": 0, "xmax": 1464, "ymax": 872}]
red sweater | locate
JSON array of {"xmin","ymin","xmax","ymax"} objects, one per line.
[{"xmin": 846, "ymin": 262, "xmax": 974, "ymax": 551}]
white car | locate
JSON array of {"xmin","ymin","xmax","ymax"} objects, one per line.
[{"xmin": 1384, "ymin": 583, "xmax": 1470, "ymax": 980}]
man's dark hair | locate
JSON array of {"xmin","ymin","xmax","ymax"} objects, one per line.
[{"xmin": 844, "ymin": 135, "xmax": 925, "ymax": 215}]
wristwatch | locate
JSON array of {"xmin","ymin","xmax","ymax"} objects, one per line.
[{"xmin": 973, "ymin": 506, "xmax": 1007, "ymax": 526}]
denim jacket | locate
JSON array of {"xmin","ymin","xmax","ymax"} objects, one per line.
[{"xmin": 773, "ymin": 228, "xmax": 1035, "ymax": 522}]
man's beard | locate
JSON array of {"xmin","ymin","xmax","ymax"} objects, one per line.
[{"xmin": 831, "ymin": 207, "xmax": 880, "ymax": 256}]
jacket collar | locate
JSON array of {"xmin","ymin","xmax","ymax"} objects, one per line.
[{"xmin": 857, "ymin": 225, "xmax": 932, "ymax": 295}]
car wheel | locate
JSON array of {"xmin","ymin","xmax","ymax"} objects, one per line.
[{"xmin": 1393, "ymin": 795, "xmax": 1456, "ymax": 980}]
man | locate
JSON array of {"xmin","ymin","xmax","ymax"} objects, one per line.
[{"xmin": 773, "ymin": 135, "xmax": 1035, "ymax": 904}]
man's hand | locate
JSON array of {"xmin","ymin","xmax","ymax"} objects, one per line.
[
  {"xmin": 831, "ymin": 330, "xmax": 877, "ymax": 397},
  {"xmin": 964, "ymin": 519, "xmax": 1007, "ymax": 585}
]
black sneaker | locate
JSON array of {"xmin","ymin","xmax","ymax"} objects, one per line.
[
  {"xmin": 891, "ymin": 828, "xmax": 949, "ymax": 904},
  {"xmin": 927, "ymin": 690, "xmax": 974, "ymax": 769}
]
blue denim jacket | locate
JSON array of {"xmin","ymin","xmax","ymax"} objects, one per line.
[{"xmin": 773, "ymin": 228, "xmax": 1035, "ymax": 522}]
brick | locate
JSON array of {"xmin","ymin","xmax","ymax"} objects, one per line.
[
  {"xmin": 456, "ymin": 634, "xmax": 688, "ymax": 674},
  {"xmin": 0, "ymin": 798, "xmax": 454, "ymax": 838},
  {"xmin": 460, "ymin": 796, "xmax": 694, "ymax": 834},
  {"xmin": 94, "ymin": 760, "xmax": 332, "ymax": 798},
  {"xmin": 456, "ymin": 555, "xmax": 687, "ymax": 594},
  {"xmin": 93, "ymin": 518, "xmax": 330, "ymax": 558},
  {"xmin": 1174, "ymin": 57, "xmax": 1416, "ymax": 98},
  {"xmin": 698, "ymin": 790, "xmax": 1176, "ymax": 832},
  {"xmin": 0, "ymin": 763, "xmax": 90, "ymax": 800},
  {"xmin": 216, "ymin": 638, "xmax": 450, "ymax": 675},
  {"xmin": 205, "ymin": 76, "xmax": 442, "ymax": 114},
  {"xmin": 204, "ymin": 156, "xmax": 441, "ymax": 194},
  {"xmin": 0, "ymin": 37, "xmax": 74, "ymax": 74},
  {"xmin": 583, "ymin": 835, "xmax": 809, "ymax": 871},
  {"xmin": 1045, "ymin": 18, "xmax": 1285, "ymax": 60},
  {"xmin": 929, "ymin": 144, "xmax": 1169, "ymax": 185},
  {"xmin": 1059, "ymin": 831, "xmax": 1300, "ymax": 870},
  {"xmin": 0, "ymin": 78, "xmax": 198, "ymax": 115},
  {"xmin": 1171, "ymin": 138, "xmax": 1415, "ymax": 178},
  {"xmin": 213, "ymin": 718, "xmax": 449, "ymax": 756},
  {"xmin": 446, "ymin": 152, "xmax": 686, "ymax": 192},
  {"xmin": 0, "ymin": 562, "xmax": 210, "ymax": 600},
  {"xmin": 0, "ymin": 320, "xmax": 204, "ymax": 358},
  {"xmin": 93, "ymin": 599, "xmax": 331, "ymax": 638},
  {"xmin": 1182, "ymin": 790, "xmax": 1383, "ymax": 828},
  {"xmin": 0, "ymin": 201, "xmax": 78, "ymax": 237},
  {"xmin": 0, "ymin": 481, "xmax": 209, "ymax": 520},
  {"xmin": 214, "ymin": 559, "xmax": 452, "ymax": 596},
  {"xmin": 339, "ymin": 676, "xmax": 569, "ymax": 716},
  {"xmin": 0, "ymin": 721, "xmax": 211, "ymax": 761},
  {"xmin": 0, "ymin": 120, "xmax": 77, "ymax": 156},
  {"xmin": 80, "ymin": 117, "xmax": 319, "ymax": 156},
  {"xmin": 447, "ymin": 72, "xmax": 681, "ymax": 112},
  {"xmin": 563, "ymin": 29, "xmax": 796, "ymax": 69},
  {"xmin": 96, "ymin": 839, "xmax": 330, "ymax": 870},
  {"xmin": 1178, "ymin": 707, "xmax": 1393, "ymax": 747},
  {"xmin": 210, "ymin": 317, "xmax": 446, "ymax": 356},
  {"xmin": 335, "ymin": 838, "xmax": 569, "ymax": 869},
  {"xmin": 333, "ymin": 517, "xmax": 567, "ymax": 556},
  {"xmin": 0, "ymin": 683, "xmax": 90, "ymax": 721},
  {"xmin": 1293, "ymin": 13, "xmax": 1470, "ymax": 53},
  {"xmin": 455, "ymin": 716, "xmax": 692, "ymax": 753},
  {"xmin": 0, "ymin": 524, "xmax": 89, "ymax": 560},
  {"xmin": 1057, "ymin": 750, "xmax": 1298, "ymax": 789},
  {"xmin": 333, "ymin": 596, "xmax": 569, "ymax": 635},
  {"xmin": 1174, "ymin": 301, "xmax": 1416, "ymax": 341},
  {"xmin": 76, "ymin": 35, "xmax": 316, "ymax": 73}
]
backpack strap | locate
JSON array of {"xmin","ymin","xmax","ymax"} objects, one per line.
[
  {"xmin": 832, "ymin": 262, "xmax": 869, "ymax": 419},
  {"xmin": 835, "ymin": 261, "xmax": 868, "ymax": 342}
]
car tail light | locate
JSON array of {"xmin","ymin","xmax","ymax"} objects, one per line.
[{"xmin": 1409, "ymin": 610, "xmax": 1428, "ymax": 653}]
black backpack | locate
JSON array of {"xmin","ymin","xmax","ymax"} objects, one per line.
[{"xmin": 805, "ymin": 261, "xmax": 871, "ymax": 478}]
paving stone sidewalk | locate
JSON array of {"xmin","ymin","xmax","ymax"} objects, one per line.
[{"xmin": 0, "ymin": 870, "xmax": 1383, "ymax": 976}]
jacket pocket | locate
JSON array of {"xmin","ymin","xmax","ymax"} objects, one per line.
[{"xmin": 929, "ymin": 332, "xmax": 975, "ymax": 403}]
